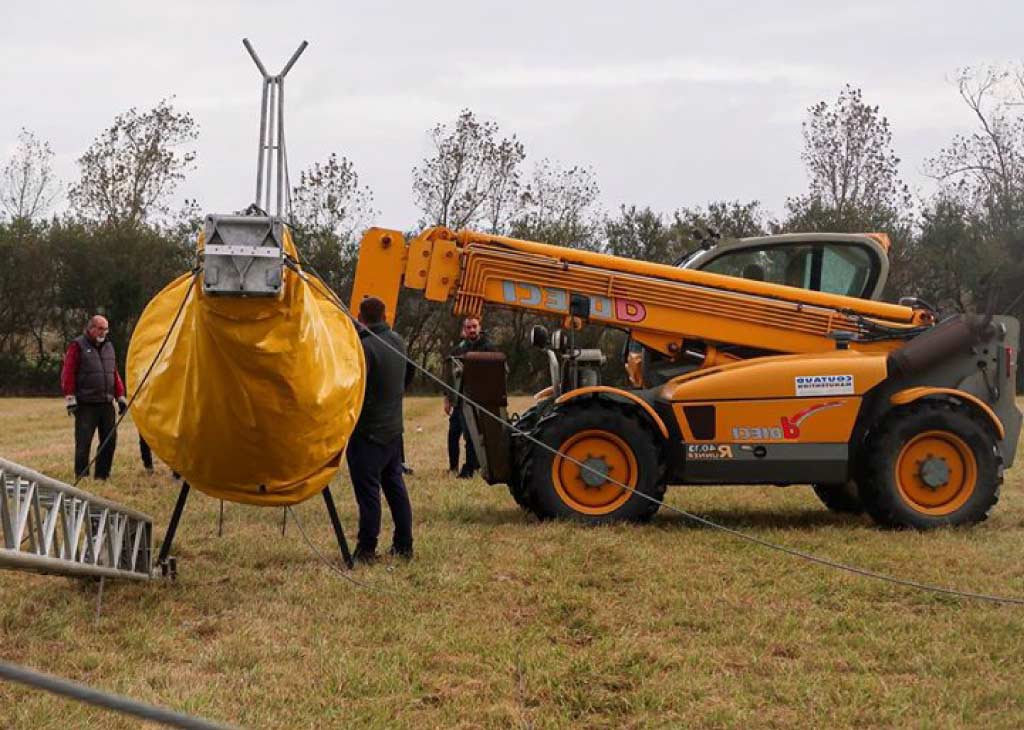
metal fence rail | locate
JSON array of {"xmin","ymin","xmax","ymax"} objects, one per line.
[{"xmin": 0, "ymin": 457, "xmax": 152, "ymax": 580}]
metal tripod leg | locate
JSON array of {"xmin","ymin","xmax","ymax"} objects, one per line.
[
  {"xmin": 321, "ymin": 486, "xmax": 354, "ymax": 569},
  {"xmin": 157, "ymin": 482, "xmax": 190, "ymax": 579}
]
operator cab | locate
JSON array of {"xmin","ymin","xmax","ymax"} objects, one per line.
[
  {"xmin": 677, "ymin": 232, "xmax": 891, "ymax": 300},
  {"xmin": 626, "ymin": 232, "xmax": 893, "ymax": 387}
]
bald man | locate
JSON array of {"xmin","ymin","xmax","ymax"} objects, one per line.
[{"xmin": 60, "ymin": 315, "xmax": 128, "ymax": 480}]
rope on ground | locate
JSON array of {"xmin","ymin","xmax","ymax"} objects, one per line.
[
  {"xmin": 0, "ymin": 660, "xmax": 240, "ymax": 730},
  {"xmin": 291, "ymin": 261, "xmax": 1024, "ymax": 606},
  {"xmin": 286, "ymin": 506, "xmax": 392, "ymax": 593}
]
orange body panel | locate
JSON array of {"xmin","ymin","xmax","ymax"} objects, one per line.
[
  {"xmin": 350, "ymin": 228, "xmax": 408, "ymax": 325},
  {"xmin": 555, "ymin": 386, "xmax": 670, "ymax": 438},
  {"xmin": 673, "ymin": 398, "xmax": 863, "ymax": 444},
  {"xmin": 661, "ymin": 351, "xmax": 888, "ymax": 402},
  {"xmin": 534, "ymin": 386, "xmax": 555, "ymax": 401},
  {"xmin": 890, "ymin": 387, "xmax": 1005, "ymax": 439},
  {"xmin": 661, "ymin": 351, "xmax": 887, "ymax": 445}
]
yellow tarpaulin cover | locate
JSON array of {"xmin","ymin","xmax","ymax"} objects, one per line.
[{"xmin": 126, "ymin": 229, "xmax": 365, "ymax": 506}]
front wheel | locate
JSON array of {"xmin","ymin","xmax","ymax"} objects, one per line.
[
  {"xmin": 521, "ymin": 401, "xmax": 665, "ymax": 523},
  {"xmin": 859, "ymin": 402, "xmax": 1001, "ymax": 529}
]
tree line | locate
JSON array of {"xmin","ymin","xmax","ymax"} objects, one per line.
[{"xmin": 2, "ymin": 65, "xmax": 1023, "ymax": 394}]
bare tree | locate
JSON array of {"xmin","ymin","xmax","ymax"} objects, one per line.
[
  {"xmin": 292, "ymin": 152, "xmax": 376, "ymax": 243},
  {"xmin": 0, "ymin": 128, "xmax": 60, "ymax": 221},
  {"xmin": 512, "ymin": 159, "xmax": 601, "ymax": 249},
  {"xmin": 412, "ymin": 109, "xmax": 525, "ymax": 231},
  {"xmin": 69, "ymin": 99, "xmax": 198, "ymax": 227},
  {"xmin": 785, "ymin": 85, "xmax": 911, "ymax": 232},
  {"xmin": 289, "ymin": 152, "xmax": 377, "ymax": 299},
  {"xmin": 926, "ymin": 67, "xmax": 1024, "ymax": 238}
]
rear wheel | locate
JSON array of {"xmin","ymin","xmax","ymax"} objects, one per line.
[
  {"xmin": 521, "ymin": 401, "xmax": 665, "ymax": 523},
  {"xmin": 812, "ymin": 481, "xmax": 864, "ymax": 515},
  {"xmin": 859, "ymin": 402, "xmax": 1001, "ymax": 529}
]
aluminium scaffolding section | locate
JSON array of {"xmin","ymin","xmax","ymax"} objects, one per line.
[{"xmin": 0, "ymin": 457, "xmax": 153, "ymax": 581}]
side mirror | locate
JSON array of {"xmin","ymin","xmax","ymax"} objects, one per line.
[
  {"xmin": 530, "ymin": 325, "xmax": 550, "ymax": 349},
  {"xmin": 569, "ymin": 293, "xmax": 591, "ymax": 321}
]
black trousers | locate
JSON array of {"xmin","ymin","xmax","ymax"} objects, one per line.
[
  {"xmin": 346, "ymin": 433, "xmax": 413, "ymax": 552},
  {"xmin": 74, "ymin": 402, "xmax": 116, "ymax": 479},
  {"xmin": 447, "ymin": 407, "xmax": 479, "ymax": 472},
  {"xmin": 139, "ymin": 436, "xmax": 153, "ymax": 469}
]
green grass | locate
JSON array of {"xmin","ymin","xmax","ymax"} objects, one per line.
[{"xmin": 2, "ymin": 396, "xmax": 1024, "ymax": 728}]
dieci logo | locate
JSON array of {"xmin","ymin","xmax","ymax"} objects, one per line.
[
  {"xmin": 501, "ymin": 280, "xmax": 647, "ymax": 323},
  {"xmin": 732, "ymin": 401, "xmax": 842, "ymax": 441}
]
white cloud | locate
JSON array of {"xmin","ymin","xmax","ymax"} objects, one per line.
[{"xmin": 458, "ymin": 59, "xmax": 838, "ymax": 90}]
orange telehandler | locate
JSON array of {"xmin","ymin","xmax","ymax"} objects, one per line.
[{"xmin": 350, "ymin": 226, "xmax": 1022, "ymax": 529}]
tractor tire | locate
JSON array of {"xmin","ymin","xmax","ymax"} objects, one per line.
[
  {"xmin": 858, "ymin": 401, "xmax": 1001, "ymax": 529},
  {"xmin": 812, "ymin": 481, "xmax": 864, "ymax": 515},
  {"xmin": 521, "ymin": 400, "xmax": 665, "ymax": 524},
  {"xmin": 508, "ymin": 404, "xmax": 546, "ymax": 512}
]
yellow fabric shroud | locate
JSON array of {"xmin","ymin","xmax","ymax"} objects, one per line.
[{"xmin": 126, "ymin": 229, "xmax": 365, "ymax": 506}]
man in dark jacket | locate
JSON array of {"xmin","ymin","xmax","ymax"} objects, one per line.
[
  {"xmin": 60, "ymin": 315, "xmax": 128, "ymax": 480},
  {"xmin": 443, "ymin": 316, "xmax": 495, "ymax": 479},
  {"xmin": 346, "ymin": 296, "xmax": 414, "ymax": 564}
]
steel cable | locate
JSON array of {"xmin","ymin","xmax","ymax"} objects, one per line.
[{"xmin": 291, "ymin": 260, "xmax": 1024, "ymax": 606}]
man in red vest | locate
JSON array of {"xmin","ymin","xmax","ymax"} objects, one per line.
[{"xmin": 60, "ymin": 315, "xmax": 128, "ymax": 480}]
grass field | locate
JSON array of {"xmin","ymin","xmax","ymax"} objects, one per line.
[{"xmin": 3, "ymin": 395, "xmax": 1024, "ymax": 729}]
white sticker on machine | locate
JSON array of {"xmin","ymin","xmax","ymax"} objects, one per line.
[{"xmin": 795, "ymin": 374, "xmax": 854, "ymax": 397}]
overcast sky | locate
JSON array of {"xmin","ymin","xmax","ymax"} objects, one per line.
[{"xmin": 3, "ymin": 1, "xmax": 1022, "ymax": 228}]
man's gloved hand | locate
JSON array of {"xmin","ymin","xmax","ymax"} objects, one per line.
[
  {"xmin": 117, "ymin": 396, "xmax": 129, "ymax": 416},
  {"xmin": 65, "ymin": 395, "xmax": 77, "ymax": 416}
]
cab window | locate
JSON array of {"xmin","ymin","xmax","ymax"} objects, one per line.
[
  {"xmin": 820, "ymin": 244, "xmax": 872, "ymax": 297},
  {"xmin": 699, "ymin": 242, "xmax": 875, "ymax": 298}
]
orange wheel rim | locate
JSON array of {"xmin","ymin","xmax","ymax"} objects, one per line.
[
  {"xmin": 895, "ymin": 430, "xmax": 977, "ymax": 516},
  {"xmin": 551, "ymin": 429, "xmax": 637, "ymax": 515}
]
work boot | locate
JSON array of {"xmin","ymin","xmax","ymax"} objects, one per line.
[
  {"xmin": 351, "ymin": 545, "xmax": 379, "ymax": 566},
  {"xmin": 457, "ymin": 465, "xmax": 476, "ymax": 479},
  {"xmin": 388, "ymin": 544, "xmax": 414, "ymax": 561}
]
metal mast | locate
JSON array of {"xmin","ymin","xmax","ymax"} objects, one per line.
[{"xmin": 242, "ymin": 38, "xmax": 308, "ymax": 218}]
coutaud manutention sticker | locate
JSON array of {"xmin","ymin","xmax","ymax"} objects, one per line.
[{"xmin": 795, "ymin": 374, "xmax": 855, "ymax": 397}]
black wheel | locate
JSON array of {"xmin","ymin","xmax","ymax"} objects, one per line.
[
  {"xmin": 508, "ymin": 404, "xmax": 546, "ymax": 512},
  {"xmin": 812, "ymin": 481, "xmax": 864, "ymax": 514},
  {"xmin": 521, "ymin": 400, "xmax": 665, "ymax": 524},
  {"xmin": 859, "ymin": 401, "xmax": 1001, "ymax": 529}
]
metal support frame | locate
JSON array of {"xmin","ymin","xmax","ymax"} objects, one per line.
[
  {"xmin": 321, "ymin": 487, "xmax": 354, "ymax": 569},
  {"xmin": 0, "ymin": 458, "xmax": 153, "ymax": 581},
  {"xmin": 155, "ymin": 482, "xmax": 354, "ymax": 572},
  {"xmin": 157, "ymin": 482, "xmax": 190, "ymax": 578},
  {"xmin": 242, "ymin": 38, "xmax": 307, "ymax": 217}
]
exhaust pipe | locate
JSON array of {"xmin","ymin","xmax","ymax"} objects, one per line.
[{"xmin": 887, "ymin": 314, "xmax": 992, "ymax": 378}]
